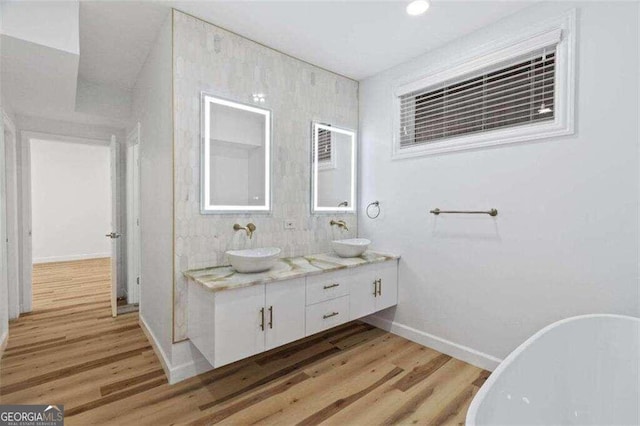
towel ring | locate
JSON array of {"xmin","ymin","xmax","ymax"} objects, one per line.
[{"xmin": 366, "ymin": 201, "xmax": 380, "ymax": 219}]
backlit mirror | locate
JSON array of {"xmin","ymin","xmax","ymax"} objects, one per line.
[
  {"xmin": 312, "ymin": 122, "xmax": 356, "ymax": 214},
  {"xmin": 201, "ymin": 93, "xmax": 271, "ymax": 213}
]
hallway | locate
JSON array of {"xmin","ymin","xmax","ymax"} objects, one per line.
[{"xmin": 32, "ymin": 258, "xmax": 112, "ymax": 310}]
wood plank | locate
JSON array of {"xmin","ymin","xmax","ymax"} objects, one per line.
[
  {"xmin": 100, "ymin": 368, "xmax": 166, "ymax": 397},
  {"xmin": 380, "ymin": 360, "xmax": 483, "ymax": 425},
  {"xmin": 197, "ymin": 347, "xmax": 341, "ymax": 411},
  {"xmin": 1, "ymin": 345, "xmax": 151, "ymax": 395},
  {"xmin": 297, "ymin": 367, "xmax": 404, "ymax": 425},
  {"xmin": 393, "ymin": 353, "xmax": 452, "ymax": 392},
  {"xmin": 191, "ymin": 372, "xmax": 311, "ymax": 425},
  {"xmin": 210, "ymin": 336, "xmax": 413, "ymax": 425}
]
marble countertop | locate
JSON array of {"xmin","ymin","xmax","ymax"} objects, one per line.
[{"xmin": 183, "ymin": 251, "xmax": 400, "ymax": 293}]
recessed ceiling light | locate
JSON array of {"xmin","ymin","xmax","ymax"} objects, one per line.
[{"xmin": 406, "ymin": 0, "xmax": 430, "ymax": 16}]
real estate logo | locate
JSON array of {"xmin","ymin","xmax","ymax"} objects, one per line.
[{"xmin": 0, "ymin": 404, "xmax": 64, "ymax": 426}]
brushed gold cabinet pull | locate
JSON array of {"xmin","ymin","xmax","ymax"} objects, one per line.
[
  {"xmin": 268, "ymin": 306, "xmax": 273, "ymax": 329},
  {"xmin": 259, "ymin": 307, "xmax": 265, "ymax": 331},
  {"xmin": 323, "ymin": 312, "xmax": 339, "ymax": 319},
  {"xmin": 323, "ymin": 283, "xmax": 340, "ymax": 290},
  {"xmin": 377, "ymin": 278, "xmax": 382, "ymax": 296}
]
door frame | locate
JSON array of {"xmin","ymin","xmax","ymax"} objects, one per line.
[
  {"xmin": 3, "ymin": 111, "xmax": 19, "ymax": 319},
  {"xmin": 109, "ymin": 136, "xmax": 119, "ymax": 317},
  {"xmin": 125, "ymin": 123, "xmax": 141, "ymax": 305},
  {"xmin": 20, "ymin": 131, "xmax": 119, "ymax": 314}
]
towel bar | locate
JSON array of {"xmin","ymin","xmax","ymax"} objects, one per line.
[{"xmin": 430, "ymin": 208, "xmax": 498, "ymax": 217}]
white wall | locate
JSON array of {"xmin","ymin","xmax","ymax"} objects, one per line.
[
  {"xmin": 4, "ymin": 115, "xmax": 19, "ymax": 320},
  {"xmin": 30, "ymin": 139, "xmax": 111, "ymax": 263},
  {"xmin": 360, "ymin": 2, "xmax": 640, "ymax": 370},
  {"xmin": 75, "ymin": 79, "xmax": 132, "ymax": 122},
  {"xmin": 0, "ymin": 4, "xmax": 9, "ymax": 352},
  {"xmin": 1, "ymin": 0, "xmax": 79, "ymax": 54},
  {"xmin": 131, "ymin": 13, "xmax": 174, "ymax": 363},
  {"xmin": 0, "ymin": 117, "xmax": 7, "ymax": 349}
]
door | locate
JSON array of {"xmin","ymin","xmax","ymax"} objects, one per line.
[
  {"xmin": 126, "ymin": 125, "xmax": 141, "ymax": 305},
  {"xmin": 265, "ymin": 278, "xmax": 306, "ymax": 350},
  {"xmin": 375, "ymin": 261, "xmax": 398, "ymax": 311},
  {"xmin": 214, "ymin": 284, "xmax": 266, "ymax": 367},
  {"xmin": 107, "ymin": 136, "xmax": 120, "ymax": 317},
  {"xmin": 349, "ymin": 265, "xmax": 377, "ymax": 320}
]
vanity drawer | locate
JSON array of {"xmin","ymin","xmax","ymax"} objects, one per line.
[
  {"xmin": 306, "ymin": 270, "xmax": 350, "ymax": 305},
  {"xmin": 305, "ymin": 295, "xmax": 350, "ymax": 336}
]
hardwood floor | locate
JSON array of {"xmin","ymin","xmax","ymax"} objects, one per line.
[
  {"xmin": 32, "ymin": 258, "xmax": 112, "ymax": 310},
  {"xmin": 1, "ymin": 259, "xmax": 489, "ymax": 425}
]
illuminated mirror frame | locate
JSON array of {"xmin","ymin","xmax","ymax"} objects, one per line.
[
  {"xmin": 201, "ymin": 93, "xmax": 272, "ymax": 214},
  {"xmin": 311, "ymin": 122, "xmax": 357, "ymax": 214}
]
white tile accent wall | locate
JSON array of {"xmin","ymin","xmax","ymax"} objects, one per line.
[{"xmin": 173, "ymin": 12, "xmax": 359, "ymax": 341}]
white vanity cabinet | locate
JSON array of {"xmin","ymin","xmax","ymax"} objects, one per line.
[
  {"xmin": 189, "ymin": 277, "xmax": 306, "ymax": 368},
  {"xmin": 187, "ymin": 254, "xmax": 398, "ymax": 370},
  {"xmin": 349, "ymin": 261, "xmax": 398, "ymax": 320}
]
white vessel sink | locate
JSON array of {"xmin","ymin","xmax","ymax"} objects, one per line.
[
  {"xmin": 226, "ymin": 247, "xmax": 281, "ymax": 273},
  {"xmin": 332, "ymin": 238, "xmax": 371, "ymax": 258}
]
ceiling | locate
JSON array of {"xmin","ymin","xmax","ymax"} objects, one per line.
[
  {"xmin": 78, "ymin": 1, "xmax": 169, "ymax": 90},
  {"xmin": 79, "ymin": 0, "xmax": 533, "ymax": 90}
]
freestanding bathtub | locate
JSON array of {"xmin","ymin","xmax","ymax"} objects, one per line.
[{"xmin": 467, "ymin": 314, "xmax": 639, "ymax": 425}]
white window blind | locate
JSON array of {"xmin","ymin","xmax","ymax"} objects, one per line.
[
  {"xmin": 399, "ymin": 47, "xmax": 557, "ymax": 148},
  {"xmin": 317, "ymin": 128, "xmax": 332, "ymax": 162}
]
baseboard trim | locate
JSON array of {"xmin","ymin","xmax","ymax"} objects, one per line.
[
  {"xmin": 167, "ymin": 344, "xmax": 213, "ymax": 385},
  {"xmin": 138, "ymin": 316, "xmax": 212, "ymax": 384},
  {"xmin": 138, "ymin": 315, "xmax": 171, "ymax": 382},
  {"xmin": 33, "ymin": 253, "xmax": 111, "ymax": 264},
  {"xmin": 363, "ymin": 315, "xmax": 502, "ymax": 371},
  {"xmin": 0, "ymin": 330, "xmax": 8, "ymax": 359}
]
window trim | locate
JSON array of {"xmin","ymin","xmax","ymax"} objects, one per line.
[{"xmin": 392, "ymin": 10, "xmax": 576, "ymax": 160}]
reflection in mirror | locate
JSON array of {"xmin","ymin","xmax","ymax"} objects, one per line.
[
  {"xmin": 312, "ymin": 122, "xmax": 356, "ymax": 213},
  {"xmin": 202, "ymin": 94, "xmax": 271, "ymax": 213}
]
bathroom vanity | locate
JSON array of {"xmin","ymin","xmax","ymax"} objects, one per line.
[
  {"xmin": 187, "ymin": 96, "xmax": 383, "ymax": 369},
  {"xmin": 185, "ymin": 251, "xmax": 399, "ymax": 368}
]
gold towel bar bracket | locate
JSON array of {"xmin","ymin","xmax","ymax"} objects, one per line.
[{"xmin": 430, "ymin": 208, "xmax": 498, "ymax": 217}]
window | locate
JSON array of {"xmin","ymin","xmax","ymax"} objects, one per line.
[
  {"xmin": 401, "ymin": 49, "xmax": 555, "ymax": 147},
  {"xmin": 313, "ymin": 124, "xmax": 337, "ymax": 170},
  {"xmin": 393, "ymin": 14, "xmax": 575, "ymax": 159},
  {"xmin": 317, "ymin": 128, "xmax": 332, "ymax": 162}
]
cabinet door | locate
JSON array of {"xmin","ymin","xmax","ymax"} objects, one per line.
[
  {"xmin": 265, "ymin": 278, "xmax": 306, "ymax": 351},
  {"xmin": 348, "ymin": 265, "xmax": 377, "ymax": 320},
  {"xmin": 214, "ymin": 284, "xmax": 266, "ymax": 368},
  {"xmin": 375, "ymin": 261, "xmax": 398, "ymax": 311}
]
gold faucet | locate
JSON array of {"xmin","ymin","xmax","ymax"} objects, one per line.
[
  {"xmin": 330, "ymin": 219, "xmax": 349, "ymax": 231},
  {"xmin": 233, "ymin": 223, "xmax": 256, "ymax": 239}
]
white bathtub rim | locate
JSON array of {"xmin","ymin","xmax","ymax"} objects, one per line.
[{"xmin": 465, "ymin": 313, "xmax": 640, "ymax": 426}]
